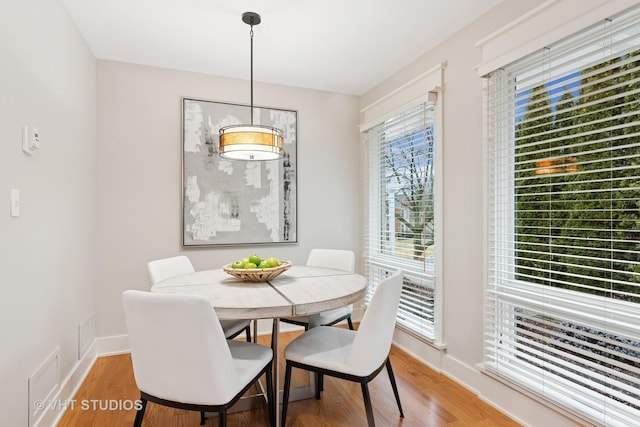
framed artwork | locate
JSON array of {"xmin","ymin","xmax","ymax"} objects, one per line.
[{"xmin": 181, "ymin": 97, "xmax": 297, "ymax": 246}]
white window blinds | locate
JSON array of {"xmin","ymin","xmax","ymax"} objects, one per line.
[
  {"xmin": 365, "ymin": 102, "xmax": 438, "ymax": 340},
  {"xmin": 485, "ymin": 5, "xmax": 640, "ymax": 426}
]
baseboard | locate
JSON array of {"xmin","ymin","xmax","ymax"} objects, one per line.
[
  {"xmin": 33, "ymin": 340, "xmax": 97, "ymax": 427},
  {"xmin": 95, "ymin": 334, "xmax": 130, "ymax": 356},
  {"xmin": 441, "ymin": 353, "xmax": 481, "ymax": 394}
]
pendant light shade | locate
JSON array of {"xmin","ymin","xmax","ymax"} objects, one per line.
[
  {"xmin": 219, "ymin": 124, "xmax": 284, "ymax": 160},
  {"xmin": 219, "ymin": 12, "xmax": 284, "ymax": 161}
]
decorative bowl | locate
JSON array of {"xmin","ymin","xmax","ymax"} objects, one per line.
[{"xmin": 223, "ymin": 261, "xmax": 292, "ymax": 282}]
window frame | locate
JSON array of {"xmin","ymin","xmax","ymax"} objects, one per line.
[
  {"xmin": 363, "ymin": 96, "xmax": 443, "ymax": 344},
  {"xmin": 483, "ymin": 6, "xmax": 640, "ymax": 425}
]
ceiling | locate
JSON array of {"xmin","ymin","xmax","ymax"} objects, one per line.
[{"xmin": 62, "ymin": 0, "xmax": 503, "ymax": 95}]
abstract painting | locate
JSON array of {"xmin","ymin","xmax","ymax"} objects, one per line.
[{"xmin": 182, "ymin": 97, "xmax": 297, "ymax": 246}]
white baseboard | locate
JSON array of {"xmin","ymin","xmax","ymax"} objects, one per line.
[
  {"xmin": 441, "ymin": 353, "xmax": 481, "ymax": 394},
  {"xmin": 33, "ymin": 340, "xmax": 97, "ymax": 427},
  {"xmin": 95, "ymin": 334, "xmax": 130, "ymax": 356}
]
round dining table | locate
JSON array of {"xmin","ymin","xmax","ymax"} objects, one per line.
[{"xmin": 150, "ymin": 264, "xmax": 367, "ymax": 425}]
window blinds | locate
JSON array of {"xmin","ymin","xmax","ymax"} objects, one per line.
[
  {"xmin": 365, "ymin": 102, "xmax": 437, "ymax": 340},
  {"xmin": 485, "ymin": 5, "xmax": 640, "ymax": 426}
]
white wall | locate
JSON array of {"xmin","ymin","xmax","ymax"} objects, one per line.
[
  {"xmin": 361, "ymin": 1, "xmax": 582, "ymax": 426},
  {"xmin": 0, "ymin": 0, "xmax": 96, "ymax": 426},
  {"xmin": 95, "ymin": 60, "xmax": 360, "ymax": 338}
]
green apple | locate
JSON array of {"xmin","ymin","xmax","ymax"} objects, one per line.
[
  {"xmin": 248, "ymin": 254, "xmax": 262, "ymax": 265},
  {"xmin": 241, "ymin": 257, "xmax": 250, "ymax": 265},
  {"xmin": 244, "ymin": 262, "xmax": 258, "ymax": 269},
  {"xmin": 258, "ymin": 260, "xmax": 270, "ymax": 269},
  {"xmin": 266, "ymin": 257, "xmax": 280, "ymax": 267},
  {"xmin": 231, "ymin": 260, "xmax": 244, "ymax": 269}
]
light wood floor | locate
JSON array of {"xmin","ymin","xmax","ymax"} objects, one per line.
[{"xmin": 57, "ymin": 330, "xmax": 520, "ymax": 426}]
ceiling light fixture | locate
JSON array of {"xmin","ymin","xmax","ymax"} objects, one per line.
[{"xmin": 219, "ymin": 12, "xmax": 284, "ymax": 161}]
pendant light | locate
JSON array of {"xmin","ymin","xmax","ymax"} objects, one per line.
[{"xmin": 219, "ymin": 12, "xmax": 284, "ymax": 161}]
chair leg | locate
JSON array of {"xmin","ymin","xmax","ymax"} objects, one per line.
[
  {"xmin": 347, "ymin": 316, "xmax": 354, "ymax": 330},
  {"xmin": 360, "ymin": 381, "xmax": 376, "ymax": 427},
  {"xmin": 200, "ymin": 411, "xmax": 206, "ymax": 425},
  {"xmin": 281, "ymin": 364, "xmax": 293, "ymax": 427},
  {"xmin": 386, "ymin": 358, "xmax": 404, "ymax": 417},
  {"xmin": 219, "ymin": 410, "xmax": 227, "ymax": 427},
  {"xmin": 133, "ymin": 397, "xmax": 147, "ymax": 427},
  {"xmin": 265, "ymin": 362, "xmax": 275, "ymax": 427},
  {"xmin": 245, "ymin": 325, "xmax": 251, "ymax": 342}
]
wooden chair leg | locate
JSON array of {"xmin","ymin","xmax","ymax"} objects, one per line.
[
  {"xmin": 360, "ymin": 381, "xmax": 376, "ymax": 427},
  {"xmin": 386, "ymin": 358, "xmax": 404, "ymax": 417},
  {"xmin": 281, "ymin": 364, "xmax": 293, "ymax": 427},
  {"xmin": 133, "ymin": 397, "xmax": 147, "ymax": 427}
]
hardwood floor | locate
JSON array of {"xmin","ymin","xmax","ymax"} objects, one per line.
[{"xmin": 57, "ymin": 330, "xmax": 520, "ymax": 426}]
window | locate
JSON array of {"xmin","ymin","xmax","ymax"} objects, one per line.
[
  {"xmin": 365, "ymin": 102, "xmax": 439, "ymax": 341},
  {"xmin": 485, "ymin": 5, "xmax": 640, "ymax": 426}
]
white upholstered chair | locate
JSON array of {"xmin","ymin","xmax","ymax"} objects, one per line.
[
  {"xmin": 122, "ymin": 290, "xmax": 274, "ymax": 427},
  {"xmin": 279, "ymin": 249, "xmax": 356, "ymax": 330},
  {"xmin": 281, "ymin": 270, "xmax": 404, "ymax": 427},
  {"xmin": 147, "ymin": 256, "xmax": 252, "ymax": 341}
]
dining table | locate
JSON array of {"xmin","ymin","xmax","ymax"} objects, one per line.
[{"xmin": 150, "ymin": 263, "xmax": 367, "ymax": 425}]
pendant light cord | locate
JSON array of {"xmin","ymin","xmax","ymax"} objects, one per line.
[{"xmin": 249, "ymin": 24, "xmax": 254, "ymax": 125}]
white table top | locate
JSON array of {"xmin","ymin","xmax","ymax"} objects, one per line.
[{"xmin": 151, "ymin": 265, "xmax": 367, "ymax": 320}]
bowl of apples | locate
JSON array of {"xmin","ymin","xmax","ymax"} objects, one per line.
[{"xmin": 223, "ymin": 255, "xmax": 292, "ymax": 282}]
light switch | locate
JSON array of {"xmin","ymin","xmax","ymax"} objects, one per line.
[{"xmin": 11, "ymin": 189, "xmax": 20, "ymax": 217}]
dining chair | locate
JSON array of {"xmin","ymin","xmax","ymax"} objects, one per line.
[
  {"xmin": 122, "ymin": 290, "xmax": 274, "ymax": 427},
  {"xmin": 281, "ymin": 269, "xmax": 404, "ymax": 427},
  {"xmin": 279, "ymin": 249, "xmax": 356, "ymax": 330},
  {"xmin": 147, "ymin": 255, "xmax": 252, "ymax": 341}
]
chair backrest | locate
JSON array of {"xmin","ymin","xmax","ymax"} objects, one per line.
[
  {"xmin": 346, "ymin": 270, "xmax": 403, "ymax": 375},
  {"xmin": 122, "ymin": 290, "xmax": 239, "ymax": 405},
  {"xmin": 147, "ymin": 255, "xmax": 194, "ymax": 285},
  {"xmin": 306, "ymin": 249, "xmax": 355, "ymax": 272}
]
